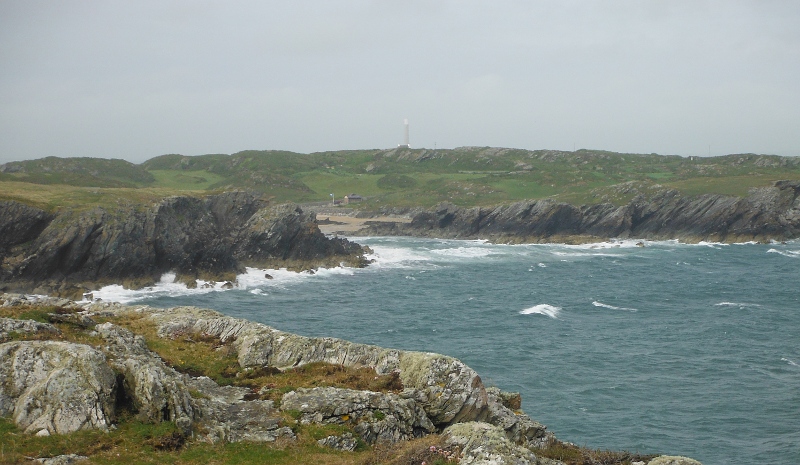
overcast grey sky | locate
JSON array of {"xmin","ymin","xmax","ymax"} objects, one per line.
[{"xmin": 1, "ymin": 1, "xmax": 798, "ymax": 164}]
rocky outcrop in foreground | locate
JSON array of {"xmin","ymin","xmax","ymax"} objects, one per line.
[
  {"xmin": 0, "ymin": 192, "xmax": 368, "ymax": 298},
  {"xmin": 0, "ymin": 294, "xmax": 701, "ymax": 465},
  {"xmin": 359, "ymin": 181, "xmax": 800, "ymax": 243}
]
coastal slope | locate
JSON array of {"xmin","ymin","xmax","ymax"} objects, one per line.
[
  {"xmin": 358, "ymin": 181, "xmax": 800, "ymax": 243},
  {"xmin": 0, "ymin": 192, "xmax": 368, "ymax": 298},
  {"xmin": 0, "ymin": 293, "xmax": 700, "ymax": 465}
]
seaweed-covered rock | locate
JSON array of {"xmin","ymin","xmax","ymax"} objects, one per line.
[{"xmin": 0, "ymin": 341, "xmax": 116, "ymax": 435}]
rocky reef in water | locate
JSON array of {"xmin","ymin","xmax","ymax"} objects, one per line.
[
  {"xmin": 358, "ymin": 180, "xmax": 800, "ymax": 244},
  {"xmin": 0, "ymin": 192, "xmax": 368, "ymax": 299},
  {"xmin": 0, "ymin": 294, "xmax": 702, "ymax": 465}
]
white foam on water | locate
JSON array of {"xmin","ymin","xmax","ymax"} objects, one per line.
[
  {"xmin": 696, "ymin": 241, "xmax": 729, "ymax": 248},
  {"xmin": 715, "ymin": 302, "xmax": 762, "ymax": 309},
  {"xmin": 592, "ymin": 301, "xmax": 638, "ymax": 312},
  {"xmin": 551, "ymin": 250, "xmax": 618, "ymax": 258},
  {"xmin": 430, "ymin": 246, "xmax": 494, "ymax": 259},
  {"xmin": 519, "ymin": 304, "xmax": 561, "ymax": 319},
  {"xmin": 92, "ymin": 264, "xmax": 358, "ymax": 303},
  {"xmin": 362, "ymin": 244, "xmax": 432, "ymax": 269},
  {"xmin": 551, "ymin": 239, "xmax": 652, "ymax": 250},
  {"xmin": 781, "ymin": 357, "xmax": 798, "ymax": 367},
  {"xmin": 92, "ymin": 272, "xmax": 229, "ymax": 304},
  {"xmin": 767, "ymin": 248, "xmax": 800, "ymax": 258},
  {"xmin": 538, "ymin": 263, "xmax": 547, "ymax": 268}
]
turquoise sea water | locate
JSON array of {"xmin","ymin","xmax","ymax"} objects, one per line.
[{"xmin": 96, "ymin": 237, "xmax": 800, "ymax": 465}]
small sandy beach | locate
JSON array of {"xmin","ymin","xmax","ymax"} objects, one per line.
[{"xmin": 316, "ymin": 214, "xmax": 411, "ymax": 235}]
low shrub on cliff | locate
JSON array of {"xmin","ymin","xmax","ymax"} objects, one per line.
[{"xmin": 533, "ymin": 439, "xmax": 657, "ymax": 465}]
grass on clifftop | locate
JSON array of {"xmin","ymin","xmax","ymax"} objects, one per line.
[
  {"xmin": 0, "ymin": 415, "xmax": 465, "ymax": 465},
  {"xmin": 3, "ymin": 148, "xmax": 800, "ymax": 213}
]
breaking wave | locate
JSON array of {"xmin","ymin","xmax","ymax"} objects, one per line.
[
  {"xmin": 519, "ymin": 304, "xmax": 561, "ymax": 319},
  {"xmin": 592, "ymin": 301, "xmax": 638, "ymax": 312}
]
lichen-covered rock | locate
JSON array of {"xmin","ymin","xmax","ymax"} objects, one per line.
[
  {"xmin": 280, "ymin": 386, "xmax": 435, "ymax": 444},
  {"xmin": 34, "ymin": 454, "xmax": 88, "ymax": 465},
  {"xmin": 95, "ymin": 322, "xmax": 196, "ymax": 433},
  {"xmin": 648, "ymin": 456, "xmax": 703, "ymax": 465},
  {"xmin": 485, "ymin": 387, "xmax": 550, "ymax": 448},
  {"xmin": 144, "ymin": 306, "xmax": 402, "ymax": 372},
  {"xmin": 0, "ymin": 294, "xmax": 76, "ymax": 310},
  {"xmin": 205, "ymin": 400, "xmax": 294, "ymax": 443},
  {"xmin": 93, "ymin": 305, "xmax": 492, "ymax": 428},
  {"xmin": 317, "ymin": 432, "xmax": 358, "ymax": 451},
  {"xmin": 487, "ymin": 387, "xmax": 522, "ymax": 411},
  {"xmin": 0, "ymin": 318, "xmax": 60, "ymax": 340},
  {"xmin": 443, "ymin": 421, "xmax": 540, "ymax": 465},
  {"xmin": 0, "ymin": 341, "xmax": 116, "ymax": 435},
  {"xmin": 399, "ymin": 351, "xmax": 489, "ymax": 426},
  {"xmin": 184, "ymin": 376, "xmax": 294, "ymax": 443}
]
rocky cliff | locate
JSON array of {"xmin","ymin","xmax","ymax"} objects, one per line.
[
  {"xmin": 0, "ymin": 192, "xmax": 368, "ymax": 299},
  {"xmin": 359, "ymin": 181, "xmax": 800, "ymax": 243},
  {"xmin": 0, "ymin": 294, "xmax": 700, "ymax": 465}
]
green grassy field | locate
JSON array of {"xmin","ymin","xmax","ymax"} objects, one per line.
[{"xmin": 2, "ymin": 148, "xmax": 799, "ymax": 211}]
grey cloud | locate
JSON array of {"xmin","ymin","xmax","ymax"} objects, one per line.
[{"xmin": 1, "ymin": 0, "xmax": 798, "ymax": 163}]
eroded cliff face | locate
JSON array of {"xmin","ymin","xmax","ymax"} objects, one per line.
[
  {"xmin": 0, "ymin": 192, "xmax": 368, "ymax": 298},
  {"xmin": 361, "ymin": 181, "xmax": 800, "ymax": 243}
]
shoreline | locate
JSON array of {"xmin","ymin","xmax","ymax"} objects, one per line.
[{"xmin": 316, "ymin": 213, "xmax": 411, "ymax": 235}]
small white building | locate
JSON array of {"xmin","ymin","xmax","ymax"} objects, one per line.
[{"xmin": 343, "ymin": 194, "xmax": 363, "ymax": 205}]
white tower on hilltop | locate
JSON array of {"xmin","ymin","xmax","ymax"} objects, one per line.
[{"xmin": 398, "ymin": 118, "xmax": 410, "ymax": 148}]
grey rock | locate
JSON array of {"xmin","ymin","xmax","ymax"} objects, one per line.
[
  {"xmin": 45, "ymin": 311, "xmax": 96, "ymax": 328},
  {"xmin": 0, "ymin": 341, "xmax": 116, "ymax": 435},
  {"xmin": 0, "ymin": 194, "xmax": 368, "ymax": 298},
  {"xmin": 648, "ymin": 456, "xmax": 703, "ymax": 465},
  {"xmin": 399, "ymin": 351, "xmax": 489, "ymax": 426},
  {"xmin": 485, "ymin": 387, "xmax": 550, "ymax": 448},
  {"xmin": 0, "ymin": 318, "xmax": 60, "ymax": 339},
  {"xmin": 34, "ymin": 454, "xmax": 89, "ymax": 465},
  {"xmin": 142, "ymin": 305, "xmax": 402, "ymax": 373},
  {"xmin": 443, "ymin": 421, "xmax": 540, "ymax": 465},
  {"xmin": 317, "ymin": 432, "xmax": 358, "ymax": 451},
  {"xmin": 202, "ymin": 399, "xmax": 295, "ymax": 444},
  {"xmin": 96, "ymin": 322, "xmax": 196, "ymax": 433},
  {"xmin": 184, "ymin": 375, "xmax": 294, "ymax": 443},
  {"xmin": 0, "ymin": 294, "xmax": 76, "ymax": 309},
  {"xmin": 280, "ymin": 386, "xmax": 435, "ymax": 444},
  {"xmin": 90, "ymin": 305, "xmax": 491, "ymax": 428}
]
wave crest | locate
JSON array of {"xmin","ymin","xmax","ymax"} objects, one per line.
[
  {"xmin": 592, "ymin": 301, "xmax": 638, "ymax": 312},
  {"xmin": 520, "ymin": 304, "xmax": 561, "ymax": 319}
]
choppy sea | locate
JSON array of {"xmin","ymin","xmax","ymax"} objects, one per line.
[{"xmin": 93, "ymin": 237, "xmax": 800, "ymax": 465}]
